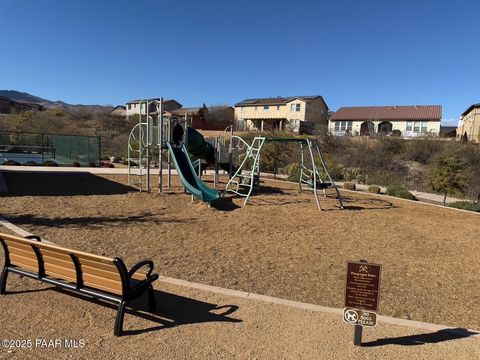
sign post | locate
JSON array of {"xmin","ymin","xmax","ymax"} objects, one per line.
[{"xmin": 343, "ymin": 259, "xmax": 381, "ymax": 346}]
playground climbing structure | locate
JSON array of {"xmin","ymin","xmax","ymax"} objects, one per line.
[{"xmin": 225, "ymin": 136, "xmax": 343, "ymax": 211}]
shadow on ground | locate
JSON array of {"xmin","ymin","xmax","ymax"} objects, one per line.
[
  {"xmin": 211, "ymin": 197, "xmax": 242, "ymax": 212},
  {"xmin": 1, "ymin": 171, "xmax": 135, "ymax": 196},
  {"xmin": 340, "ymin": 196, "xmax": 396, "ymax": 211},
  {"xmin": 3, "ymin": 212, "xmax": 196, "ymax": 229},
  {"xmin": 362, "ymin": 328, "xmax": 479, "ymax": 347},
  {"xmin": 53, "ymin": 287, "xmax": 242, "ymax": 336}
]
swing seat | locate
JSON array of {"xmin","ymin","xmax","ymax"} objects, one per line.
[{"xmin": 308, "ymin": 180, "xmax": 332, "ymax": 189}]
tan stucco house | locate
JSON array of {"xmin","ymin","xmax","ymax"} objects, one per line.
[
  {"xmin": 125, "ymin": 98, "xmax": 182, "ymax": 118},
  {"xmin": 329, "ymin": 105, "xmax": 442, "ymax": 137},
  {"xmin": 456, "ymin": 103, "xmax": 480, "ymax": 142},
  {"xmin": 234, "ymin": 96, "xmax": 328, "ymax": 133}
]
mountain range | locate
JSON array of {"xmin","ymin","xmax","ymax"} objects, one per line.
[{"xmin": 0, "ymin": 90, "xmax": 112, "ymax": 110}]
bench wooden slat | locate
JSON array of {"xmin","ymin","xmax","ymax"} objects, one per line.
[
  {"xmin": 9, "ymin": 253, "xmax": 38, "ymax": 271},
  {"xmin": 80, "ymin": 264, "xmax": 121, "ymax": 281},
  {"xmin": 77, "ymin": 257, "xmax": 117, "ymax": 273},
  {"xmin": 37, "ymin": 248, "xmax": 72, "ymax": 261},
  {"xmin": 44, "ymin": 263, "xmax": 77, "ymax": 281},
  {"xmin": 4, "ymin": 239, "xmax": 36, "ymax": 252},
  {"xmin": 83, "ymin": 274, "xmax": 123, "ymax": 294},
  {"xmin": 6, "ymin": 245, "xmax": 38, "ymax": 260},
  {"xmin": 41, "ymin": 255, "xmax": 75, "ymax": 269}
]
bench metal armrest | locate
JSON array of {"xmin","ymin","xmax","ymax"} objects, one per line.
[
  {"xmin": 24, "ymin": 235, "xmax": 42, "ymax": 242},
  {"xmin": 128, "ymin": 260, "xmax": 154, "ymax": 279},
  {"xmin": 129, "ymin": 273, "xmax": 159, "ymax": 294}
]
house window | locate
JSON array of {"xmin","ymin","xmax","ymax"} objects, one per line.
[
  {"xmin": 263, "ymin": 106, "xmax": 269, "ymax": 112},
  {"xmin": 128, "ymin": 104, "xmax": 132, "ymax": 110},
  {"xmin": 255, "ymin": 106, "xmax": 258, "ymax": 111},
  {"xmin": 240, "ymin": 107, "xmax": 244, "ymax": 113},
  {"xmin": 421, "ymin": 121, "xmax": 428, "ymax": 132},
  {"xmin": 276, "ymin": 106, "xmax": 280, "ymax": 111},
  {"xmin": 290, "ymin": 103, "xmax": 301, "ymax": 112},
  {"xmin": 335, "ymin": 121, "xmax": 352, "ymax": 131},
  {"xmin": 407, "ymin": 121, "xmax": 428, "ymax": 132}
]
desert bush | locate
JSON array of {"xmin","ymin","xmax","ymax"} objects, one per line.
[
  {"xmin": 42, "ymin": 160, "xmax": 58, "ymax": 167},
  {"xmin": 386, "ymin": 185, "xmax": 415, "ymax": 200},
  {"xmin": 404, "ymin": 139, "xmax": 443, "ymax": 164},
  {"xmin": 447, "ymin": 201, "xmax": 480, "ymax": 212},
  {"xmin": 2, "ymin": 160, "xmax": 21, "ymax": 166},
  {"xmin": 343, "ymin": 182, "xmax": 356, "ymax": 190},
  {"xmin": 367, "ymin": 185, "xmax": 381, "ymax": 194},
  {"xmin": 72, "ymin": 162, "xmax": 81, "ymax": 167},
  {"xmin": 22, "ymin": 161, "xmax": 39, "ymax": 166},
  {"xmin": 284, "ymin": 163, "xmax": 301, "ymax": 182},
  {"xmin": 342, "ymin": 166, "xmax": 362, "ymax": 181},
  {"xmin": 378, "ymin": 137, "xmax": 405, "ymax": 154}
]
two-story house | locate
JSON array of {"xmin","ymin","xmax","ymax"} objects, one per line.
[
  {"xmin": 234, "ymin": 96, "xmax": 328, "ymax": 133},
  {"xmin": 456, "ymin": 103, "xmax": 480, "ymax": 142},
  {"xmin": 125, "ymin": 98, "xmax": 182, "ymax": 118},
  {"xmin": 329, "ymin": 105, "xmax": 442, "ymax": 137}
]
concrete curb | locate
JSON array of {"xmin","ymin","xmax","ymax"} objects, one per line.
[
  {"xmin": 159, "ymin": 276, "xmax": 480, "ymax": 338},
  {"xmin": 0, "ymin": 216, "xmax": 33, "ymax": 237}
]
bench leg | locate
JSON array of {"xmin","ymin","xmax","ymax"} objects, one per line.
[
  {"xmin": 114, "ymin": 300, "xmax": 127, "ymax": 336},
  {"xmin": 0, "ymin": 267, "xmax": 8, "ymax": 295},
  {"xmin": 147, "ymin": 285, "xmax": 156, "ymax": 313}
]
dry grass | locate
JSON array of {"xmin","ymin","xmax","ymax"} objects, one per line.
[{"xmin": 1, "ymin": 172, "xmax": 479, "ymax": 330}]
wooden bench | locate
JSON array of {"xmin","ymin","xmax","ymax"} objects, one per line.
[{"xmin": 0, "ymin": 232, "xmax": 159, "ymax": 336}]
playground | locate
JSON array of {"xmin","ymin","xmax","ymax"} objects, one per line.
[
  {"xmin": 1, "ymin": 171, "xmax": 479, "ymax": 334},
  {"xmin": 1, "ymin": 99, "xmax": 479, "ymax": 357}
]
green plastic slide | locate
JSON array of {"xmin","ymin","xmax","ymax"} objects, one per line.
[{"xmin": 167, "ymin": 142, "xmax": 220, "ymax": 203}]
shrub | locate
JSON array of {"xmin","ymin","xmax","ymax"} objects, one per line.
[
  {"xmin": 343, "ymin": 182, "xmax": 356, "ymax": 190},
  {"xmin": 386, "ymin": 185, "xmax": 415, "ymax": 200},
  {"xmin": 42, "ymin": 160, "xmax": 59, "ymax": 167},
  {"xmin": 284, "ymin": 163, "xmax": 301, "ymax": 182},
  {"xmin": 379, "ymin": 137, "xmax": 405, "ymax": 154},
  {"xmin": 342, "ymin": 166, "xmax": 362, "ymax": 181},
  {"xmin": 22, "ymin": 161, "xmax": 39, "ymax": 166},
  {"xmin": 72, "ymin": 162, "xmax": 81, "ymax": 167},
  {"xmin": 391, "ymin": 129, "xmax": 402, "ymax": 137},
  {"xmin": 448, "ymin": 201, "xmax": 480, "ymax": 212},
  {"xmin": 367, "ymin": 185, "xmax": 381, "ymax": 194},
  {"xmin": 404, "ymin": 139, "xmax": 443, "ymax": 164},
  {"xmin": 2, "ymin": 160, "xmax": 21, "ymax": 166}
]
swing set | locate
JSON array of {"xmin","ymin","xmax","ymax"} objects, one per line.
[{"xmin": 224, "ymin": 136, "xmax": 344, "ymax": 211}]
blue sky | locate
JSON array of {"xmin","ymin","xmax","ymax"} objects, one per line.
[{"xmin": 1, "ymin": 0, "xmax": 479, "ymax": 124}]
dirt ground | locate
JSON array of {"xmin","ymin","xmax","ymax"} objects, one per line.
[
  {"xmin": 0, "ymin": 171, "xmax": 479, "ymax": 335},
  {"xmin": 1, "ymin": 277, "xmax": 479, "ymax": 360}
]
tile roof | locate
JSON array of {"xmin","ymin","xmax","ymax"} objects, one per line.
[
  {"xmin": 169, "ymin": 107, "xmax": 202, "ymax": 116},
  {"xmin": 235, "ymin": 96, "xmax": 325, "ymax": 107},
  {"xmin": 331, "ymin": 105, "xmax": 442, "ymax": 121}
]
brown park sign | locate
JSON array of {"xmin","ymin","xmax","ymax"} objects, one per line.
[{"xmin": 344, "ymin": 261, "xmax": 381, "ymax": 311}]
